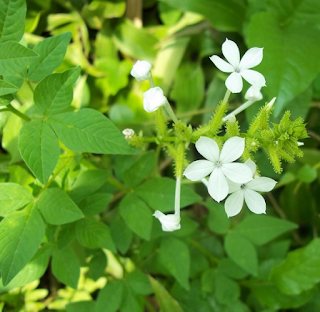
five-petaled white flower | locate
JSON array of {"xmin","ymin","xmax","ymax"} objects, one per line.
[
  {"xmin": 183, "ymin": 136, "xmax": 252, "ymax": 203},
  {"xmin": 210, "ymin": 39, "xmax": 266, "ymax": 93},
  {"xmin": 130, "ymin": 60, "xmax": 152, "ymax": 81},
  {"xmin": 153, "ymin": 211, "xmax": 181, "ymax": 232},
  {"xmin": 225, "ymin": 159, "xmax": 277, "ymax": 217},
  {"xmin": 143, "ymin": 87, "xmax": 168, "ymax": 113}
]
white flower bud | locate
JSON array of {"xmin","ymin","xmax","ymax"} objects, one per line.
[
  {"xmin": 130, "ymin": 60, "xmax": 152, "ymax": 82},
  {"xmin": 245, "ymin": 85, "xmax": 263, "ymax": 101},
  {"xmin": 153, "ymin": 211, "xmax": 181, "ymax": 232},
  {"xmin": 143, "ymin": 87, "xmax": 167, "ymax": 113},
  {"xmin": 122, "ymin": 128, "xmax": 135, "ymax": 140},
  {"xmin": 266, "ymin": 97, "xmax": 276, "ymax": 111},
  {"xmin": 297, "ymin": 141, "xmax": 304, "ymax": 146}
]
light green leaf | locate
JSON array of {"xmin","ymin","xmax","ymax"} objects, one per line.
[
  {"xmin": 162, "ymin": 0, "xmax": 245, "ymax": 32},
  {"xmin": 247, "ymin": 11, "xmax": 320, "ymax": 116},
  {"xmin": 35, "ymin": 188, "xmax": 84, "ymax": 225},
  {"xmin": 0, "ymin": 80, "xmax": 19, "ymax": 96},
  {"xmin": 127, "ymin": 271, "xmax": 153, "ymax": 295},
  {"xmin": 34, "ymin": 67, "xmax": 80, "ymax": 116},
  {"xmin": 0, "ymin": 204, "xmax": 45, "ymax": 286},
  {"xmin": 28, "ymin": 32, "xmax": 72, "ymax": 82},
  {"xmin": 206, "ymin": 200, "xmax": 230, "ymax": 235},
  {"xmin": 119, "ymin": 193, "xmax": 152, "ymax": 240},
  {"xmin": 224, "ymin": 233, "xmax": 258, "ymax": 276},
  {"xmin": 270, "ymin": 238, "xmax": 320, "ymax": 295},
  {"xmin": 0, "ymin": 182, "xmax": 33, "ymax": 216},
  {"xmin": 159, "ymin": 237, "xmax": 190, "ymax": 290},
  {"xmin": 95, "ymin": 280, "xmax": 124, "ymax": 312},
  {"xmin": 48, "ymin": 109, "xmax": 136, "ymax": 154},
  {"xmin": 52, "ymin": 246, "xmax": 80, "ymax": 289},
  {"xmin": 18, "ymin": 120, "xmax": 60, "ymax": 184},
  {"xmin": 233, "ymin": 215, "xmax": 297, "ymax": 245},
  {"xmin": 135, "ymin": 177, "xmax": 201, "ymax": 213},
  {"xmin": 110, "ymin": 218, "xmax": 133, "ymax": 254},
  {"xmin": 75, "ymin": 218, "xmax": 116, "ymax": 252},
  {"xmin": 0, "ymin": 41, "xmax": 38, "ymax": 75},
  {"xmin": 0, "ymin": 0, "xmax": 26, "ymax": 43},
  {"xmin": 148, "ymin": 275, "xmax": 185, "ymax": 312}
]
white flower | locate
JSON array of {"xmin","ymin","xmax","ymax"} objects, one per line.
[
  {"xmin": 122, "ymin": 128, "xmax": 135, "ymax": 139},
  {"xmin": 225, "ymin": 159, "xmax": 277, "ymax": 217},
  {"xmin": 143, "ymin": 87, "xmax": 168, "ymax": 113},
  {"xmin": 153, "ymin": 211, "xmax": 181, "ymax": 232},
  {"xmin": 209, "ymin": 39, "xmax": 266, "ymax": 93},
  {"xmin": 183, "ymin": 136, "xmax": 253, "ymax": 203},
  {"xmin": 130, "ymin": 60, "xmax": 152, "ymax": 81},
  {"xmin": 245, "ymin": 85, "xmax": 263, "ymax": 101}
]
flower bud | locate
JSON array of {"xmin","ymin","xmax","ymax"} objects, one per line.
[
  {"xmin": 130, "ymin": 60, "xmax": 152, "ymax": 82},
  {"xmin": 245, "ymin": 85, "xmax": 263, "ymax": 101},
  {"xmin": 122, "ymin": 128, "xmax": 135, "ymax": 140},
  {"xmin": 153, "ymin": 211, "xmax": 181, "ymax": 232},
  {"xmin": 143, "ymin": 87, "xmax": 168, "ymax": 113}
]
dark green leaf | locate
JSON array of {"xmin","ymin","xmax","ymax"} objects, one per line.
[
  {"xmin": 35, "ymin": 188, "xmax": 84, "ymax": 225},
  {"xmin": 159, "ymin": 237, "xmax": 190, "ymax": 290},
  {"xmin": 95, "ymin": 280, "xmax": 124, "ymax": 312},
  {"xmin": 79, "ymin": 193, "xmax": 112, "ymax": 216},
  {"xmin": 110, "ymin": 218, "xmax": 133, "ymax": 254},
  {"xmin": 119, "ymin": 193, "xmax": 152, "ymax": 240},
  {"xmin": 297, "ymin": 164, "xmax": 317, "ymax": 183},
  {"xmin": 206, "ymin": 200, "xmax": 230, "ymax": 235},
  {"xmin": 28, "ymin": 32, "xmax": 72, "ymax": 82},
  {"xmin": 0, "ymin": 182, "xmax": 33, "ymax": 216},
  {"xmin": 48, "ymin": 109, "xmax": 136, "ymax": 154},
  {"xmin": 126, "ymin": 271, "xmax": 153, "ymax": 295},
  {"xmin": 18, "ymin": 120, "xmax": 60, "ymax": 184},
  {"xmin": 52, "ymin": 246, "xmax": 80, "ymax": 289},
  {"xmin": 88, "ymin": 250, "xmax": 107, "ymax": 281},
  {"xmin": 0, "ymin": 204, "xmax": 45, "ymax": 285},
  {"xmin": 66, "ymin": 301, "xmax": 95, "ymax": 312}
]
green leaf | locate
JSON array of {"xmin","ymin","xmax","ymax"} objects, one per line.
[
  {"xmin": 88, "ymin": 250, "xmax": 107, "ymax": 281},
  {"xmin": 95, "ymin": 280, "xmax": 124, "ymax": 312},
  {"xmin": 34, "ymin": 67, "xmax": 80, "ymax": 116},
  {"xmin": 247, "ymin": 11, "xmax": 320, "ymax": 116},
  {"xmin": 35, "ymin": 188, "xmax": 84, "ymax": 225},
  {"xmin": 126, "ymin": 271, "xmax": 153, "ymax": 295},
  {"xmin": 217, "ymin": 258, "xmax": 248, "ymax": 280},
  {"xmin": 28, "ymin": 32, "xmax": 72, "ymax": 82},
  {"xmin": 224, "ymin": 233, "xmax": 258, "ymax": 276},
  {"xmin": 297, "ymin": 164, "xmax": 317, "ymax": 183},
  {"xmin": 48, "ymin": 109, "xmax": 136, "ymax": 154},
  {"xmin": 0, "ymin": 204, "xmax": 45, "ymax": 286},
  {"xmin": 66, "ymin": 301, "xmax": 95, "ymax": 312},
  {"xmin": 52, "ymin": 246, "xmax": 80, "ymax": 289},
  {"xmin": 233, "ymin": 215, "xmax": 297, "ymax": 245},
  {"xmin": 161, "ymin": 0, "xmax": 245, "ymax": 32},
  {"xmin": 270, "ymin": 238, "xmax": 320, "ymax": 295},
  {"xmin": 0, "ymin": 182, "xmax": 33, "ymax": 216},
  {"xmin": 110, "ymin": 218, "xmax": 133, "ymax": 254},
  {"xmin": 18, "ymin": 120, "xmax": 60, "ymax": 184},
  {"xmin": 206, "ymin": 201, "xmax": 230, "ymax": 235},
  {"xmin": 123, "ymin": 151, "xmax": 155, "ymax": 188},
  {"xmin": 0, "ymin": 79, "xmax": 18, "ymax": 96},
  {"xmin": 135, "ymin": 177, "xmax": 201, "ymax": 213},
  {"xmin": 120, "ymin": 290, "xmax": 142, "ymax": 312},
  {"xmin": 0, "ymin": 0, "xmax": 26, "ymax": 43},
  {"xmin": 75, "ymin": 218, "xmax": 116, "ymax": 252},
  {"xmin": 148, "ymin": 275, "xmax": 185, "ymax": 312},
  {"xmin": 119, "ymin": 193, "xmax": 152, "ymax": 240},
  {"xmin": 0, "ymin": 41, "xmax": 38, "ymax": 75},
  {"xmin": 170, "ymin": 63, "xmax": 204, "ymax": 114},
  {"xmin": 79, "ymin": 193, "xmax": 113, "ymax": 216},
  {"xmin": 159, "ymin": 237, "xmax": 190, "ymax": 290}
]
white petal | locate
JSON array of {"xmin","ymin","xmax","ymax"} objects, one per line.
[
  {"xmin": 195, "ymin": 136, "xmax": 220, "ymax": 162},
  {"xmin": 131, "ymin": 60, "xmax": 152, "ymax": 81},
  {"xmin": 226, "ymin": 178, "xmax": 241, "ymax": 193},
  {"xmin": 183, "ymin": 160, "xmax": 215, "ymax": 181},
  {"xmin": 240, "ymin": 69, "xmax": 266, "ymax": 87},
  {"xmin": 220, "ymin": 136, "xmax": 245, "ymax": 163},
  {"xmin": 208, "ymin": 168, "xmax": 229, "ymax": 202},
  {"xmin": 143, "ymin": 87, "xmax": 167, "ymax": 113},
  {"xmin": 153, "ymin": 211, "xmax": 181, "ymax": 232},
  {"xmin": 225, "ymin": 190, "xmax": 244, "ymax": 217},
  {"xmin": 225, "ymin": 72, "xmax": 243, "ymax": 93},
  {"xmin": 239, "ymin": 47, "xmax": 263, "ymax": 70},
  {"xmin": 209, "ymin": 55, "xmax": 234, "ymax": 73},
  {"xmin": 244, "ymin": 189, "xmax": 266, "ymax": 214},
  {"xmin": 222, "ymin": 163, "xmax": 253, "ymax": 184},
  {"xmin": 222, "ymin": 39, "xmax": 240, "ymax": 69},
  {"xmin": 245, "ymin": 158, "xmax": 256, "ymax": 176},
  {"xmin": 245, "ymin": 85, "xmax": 263, "ymax": 101},
  {"xmin": 247, "ymin": 177, "xmax": 277, "ymax": 192}
]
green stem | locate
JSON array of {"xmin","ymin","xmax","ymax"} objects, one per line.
[
  {"xmin": 148, "ymin": 75, "xmax": 155, "ymax": 88},
  {"xmin": 222, "ymin": 89, "xmax": 231, "ymax": 104},
  {"xmin": 0, "ymin": 108, "xmax": 10, "ymax": 113},
  {"xmin": 223, "ymin": 100, "xmax": 254, "ymax": 122},
  {"xmin": 7, "ymin": 104, "xmax": 31, "ymax": 121},
  {"xmin": 164, "ymin": 102, "xmax": 179, "ymax": 123}
]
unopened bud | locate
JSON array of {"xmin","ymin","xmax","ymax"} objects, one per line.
[
  {"xmin": 122, "ymin": 128, "xmax": 135, "ymax": 140},
  {"xmin": 266, "ymin": 97, "xmax": 276, "ymax": 111},
  {"xmin": 130, "ymin": 60, "xmax": 152, "ymax": 82}
]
